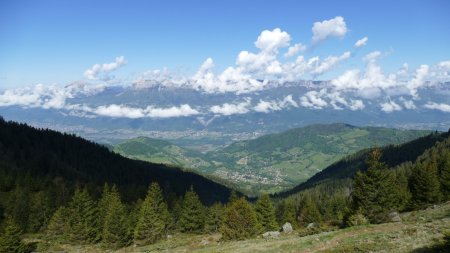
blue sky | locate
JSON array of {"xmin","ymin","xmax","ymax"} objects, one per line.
[{"xmin": 0, "ymin": 0, "xmax": 449, "ymax": 88}]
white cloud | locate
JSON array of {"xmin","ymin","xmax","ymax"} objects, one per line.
[
  {"xmin": 0, "ymin": 84, "xmax": 72, "ymax": 109},
  {"xmin": 146, "ymin": 104, "xmax": 200, "ymax": 118},
  {"xmin": 407, "ymin": 64, "xmax": 429, "ymax": 97},
  {"xmin": 310, "ymin": 51, "xmax": 351, "ymax": 76},
  {"xmin": 210, "ymin": 99, "xmax": 252, "ymax": 116},
  {"xmin": 354, "ymin": 37, "xmax": 368, "ymax": 48},
  {"xmin": 312, "ymin": 16, "xmax": 348, "ymax": 43},
  {"xmin": 331, "ymin": 51, "xmax": 398, "ymax": 99},
  {"xmin": 253, "ymin": 95, "xmax": 298, "ymax": 113},
  {"xmin": 300, "ymin": 89, "xmax": 328, "ymax": 109},
  {"xmin": 381, "ymin": 100, "xmax": 402, "ymax": 113},
  {"xmin": 349, "ymin": 99, "xmax": 365, "ymax": 111},
  {"xmin": 91, "ymin": 104, "xmax": 199, "ymax": 118},
  {"xmin": 84, "ymin": 56, "xmax": 127, "ymax": 80},
  {"xmin": 284, "ymin": 43, "xmax": 306, "ymax": 58},
  {"xmin": 400, "ymin": 97, "xmax": 416, "ymax": 110},
  {"xmin": 363, "ymin": 51, "xmax": 382, "ymax": 62},
  {"xmin": 255, "ymin": 28, "xmax": 291, "ymax": 53},
  {"xmin": 424, "ymin": 102, "xmax": 450, "ymax": 112},
  {"xmin": 93, "ymin": 104, "xmax": 146, "ymax": 118}
]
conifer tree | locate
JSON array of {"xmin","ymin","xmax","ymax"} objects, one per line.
[
  {"xmin": 66, "ymin": 188, "xmax": 99, "ymax": 243},
  {"xmin": 97, "ymin": 183, "xmax": 111, "ymax": 232},
  {"xmin": 351, "ymin": 149, "xmax": 399, "ymax": 223},
  {"xmin": 438, "ymin": 151, "xmax": 450, "ymax": 200},
  {"xmin": 276, "ymin": 199, "xmax": 297, "ymax": 227},
  {"xmin": 204, "ymin": 202, "xmax": 224, "ymax": 233},
  {"xmin": 298, "ymin": 196, "xmax": 321, "ymax": 226},
  {"xmin": 255, "ymin": 194, "xmax": 278, "ymax": 232},
  {"xmin": 102, "ymin": 185, "xmax": 129, "ymax": 249},
  {"xmin": 28, "ymin": 191, "xmax": 52, "ymax": 232},
  {"xmin": 228, "ymin": 190, "xmax": 239, "ymax": 204},
  {"xmin": 0, "ymin": 217, "xmax": 27, "ymax": 253},
  {"xmin": 220, "ymin": 197, "xmax": 258, "ymax": 240},
  {"xmin": 134, "ymin": 183, "xmax": 171, "ymax": 245},
  {"xmin": 46, "ymin": 206, "xmax": 68, "ymax": 238},
  {"xmin": 179, "ymin": 186, "xmax": 205, "ymax": 233},
  {"xmin": 409, "ymin": 159, "xmax": 442, "ymax": 208}
]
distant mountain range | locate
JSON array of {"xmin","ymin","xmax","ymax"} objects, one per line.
[
  {"xmin": 113, "ymin": 123, "xmax": 431, "ymax": 195},
  {"xmin": 1, "ymin": 82, "xmax": 448, "ymax": 149}
]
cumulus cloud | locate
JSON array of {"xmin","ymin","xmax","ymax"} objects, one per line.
[
  {"xmin": 300, "ymin": 89, "xmax": 328, "ymax": 109},
  {"xmin": 90, "ymin": 104, "xmax": 199, "ymax": 118},
  {"xmin": 0, "ymin": 84, "xmax": 71, "ymax": 109},
  {"xmin": 284, "ymin": 43, "xmax": 306, "ymax": 58},
  {"xmin": 254, "ymin": 95, "xmax": 298, "ymax": 113},
  {"xmin": 310, "ymin": 51, "xmax": 351, "ymax": 76},
  {"xmin": 354, "ymin": 37, "xmax": 368, "ymax": 48},
  {"xmin": 381, "ymin": 100, "xmax": 402, "ymax": 113},
  {"xmin": 331, "ymin": 51, "xmax": 398, "ymax": 99},
  {"xmin": 210, "ymin": 99, "xmax": 252, "ymax": 116},
  {"xmin": 312, "ymin": 16, "xmax": 348, "ymax": 43},
  {"xmin": 407, "ymin": 64, "xmax": 429, "ymax": 97},
  {"xmin": 255, "ymin": 28, "xmax": 291, "ymax": 53},
  {"xmin": 424, "ymin": 102, "xmax": 450, "ymax": 112},
  {"xmin": 84, "ymin": 56, "xmax": 127, "ymax": 80}
]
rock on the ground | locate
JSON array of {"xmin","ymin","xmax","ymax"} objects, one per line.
[
  {"xmin": 282, "ymin": 222, "xmax": 293, "ymax": 233},
  {"xmin": 307, "ymin": 222, "xmax": 318, "ymax": 229},
  {"xmin": 262, "ymin": 231, "xmax": 280, "ymax": 239},
  {"xmin": 388, "ymin": 211, "xmax": 402, "ymax": 222}
]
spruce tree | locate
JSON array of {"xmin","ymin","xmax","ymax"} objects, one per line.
[
  {"xmin": 134, "ymin": 183, "xmax": 171, "ymax": 245},
  {"xmin": 0, "ymin": 217, "xmax": 27, "ymax": 253},
  {"xmin": 438, "ymin": 151, "xmax": 450, "ymax": 200},
  {"xmin": 276, "ymin": 199, "xmax": 297, "ymax": 227},
  {"xmin": 46, "ymin": 206, "xmax": 68, "ymax": 238},
  {"xmin": 220, "ymin": 197, "xmax": 258, "ymax": 240},
  {"xmin": 179, "ymin": 186, "xmax": 205, "ymax": 233},
  {"xmin": 298, "ymin": 196, "xmax": 322, "ymax": 226},
  {"xmin": 66, "ymin": 188, "xmax": 100, "ymax": 243},
  {"xmin": 28, "ymin": 191, "xmax": 52, "ymax": 232},
  {"xmin": 204, "ymin": 203, "xmax": 224, "ymax": 233},
  {"xmin": 97, "ymin": 183, "xmax": 111, "ymax": 232},
  {"xmin": 351, "ymin": 149, "xmax": 399, "ymax": 223},
  {"xmin": 102, "ymin": 185, "xmax": 129, "ymax": 249},
  {"xmin": 228, "ymin": 190, "xmax": 239, "ymax": 204},
  {"xmin": 255, "ymin": 194, "xmax": 278, "ymax": 232},
  {"xmin": 409, "ymin": 159, "xmax": 441, "ymax": 208}
]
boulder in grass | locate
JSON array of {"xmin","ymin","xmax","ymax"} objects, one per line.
[
  {"xmin": 262, "ymin": 231, "xmax": 280, "ymax": 239},
  {"xmin": 282, "ymin": 222, "xmax": 293, "ymax": 233},
  {"xmin": 388, "ymin": 211, "xmax": 402, "ymax": 222}
]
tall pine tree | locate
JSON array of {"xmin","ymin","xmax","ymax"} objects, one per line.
[
  {"xmin": 179, "ymin": 186, "xmax": 205, "ymax": 233},
  {"xmin": 0, "ymin": 217, "xmax": 27, "ymax": 253},
  {"xmin": 66, "ymin": 188, "xmax": 100, "ymax": 243},
  {"xmin": 204, "ymin": 202, "xmax": 224, "ymax": 233},
  {"xmin": 134, "ymin": 183, "xmax": 171, "ymax": 245},
  {"xmin": 351, "ymin": 149, "xmax": 399, "ymax": 223},
  {"xmin": 255, "ymin": 194, "xmax": 278, "ymax": 232},
  {"xmin": 101, "ymin": 185, "xmax": 129, "ymax": 249},
  {"xmin": 409, "ymin": 159, "xmax": 441, "ymax": 208}
]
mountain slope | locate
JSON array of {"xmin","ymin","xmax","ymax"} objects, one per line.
[
  {"xmin": 0, "ymin": 117, "xmax": 232, "ymax": 204},
  {"xmin": 277, "ymin": 129, "xmax": 450, "ymax": 198},
  {"xmin": 113, "ymin": 123, "xmax": 430, "ymax": 195},
  {"xmin": 113, "ymin": 137, "xmax": 212, "ymax": 169}
]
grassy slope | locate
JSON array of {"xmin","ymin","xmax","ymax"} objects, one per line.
[
  {"xmin": 115, "ymin": 124, "xmax": 430, "ymax": 195},
  {"xmin": 278, "ymin": 130, "xmax": 450, "ymax": 198},
  {"xmin": 32, "ymin": 202, "xmax": 450, "ymax": 252},
  {"xmin": 113, "ymin": 136, "xmax": 212, "ymax": 169}
]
